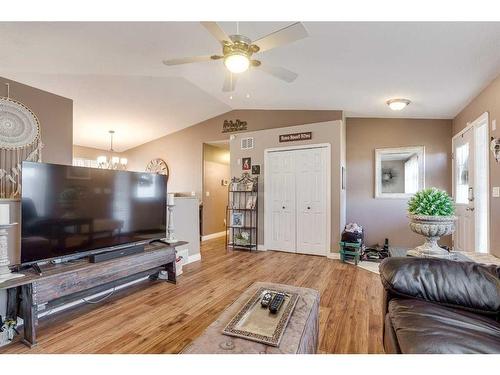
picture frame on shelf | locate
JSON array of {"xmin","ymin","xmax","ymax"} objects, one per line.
[
  {"xmin": 243, "ymin": 182, "xmax": 254, "ymax": 191},
  {"xmin": 246, "ymin": 195, "xmax": 257, "ymax": 209},
  {"xmin": 230, "ymin": 212, "xmax": 244, "ymax": 227}
]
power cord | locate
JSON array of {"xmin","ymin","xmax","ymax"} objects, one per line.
[{"xmin": 82, "ymin": 287, "xmax": 116, "ymax": 304}]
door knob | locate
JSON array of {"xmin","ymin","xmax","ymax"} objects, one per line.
[
  {"xmin": 307, "ymin": 206, "xmax": 311, "ymax": 210},
  {"xmin": 282, "ymin": 206, "xmax": 285, "ymax": 209}
]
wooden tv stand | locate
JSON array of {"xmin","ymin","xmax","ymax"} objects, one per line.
[{"xmin": 1, "ymin": 241, "xmax": 185, "ymax": 348}]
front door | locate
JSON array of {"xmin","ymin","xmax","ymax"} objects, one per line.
[
  {"xmin": 452, "ymin": 113, "xmax": 490, "ymax": 253},
  {"xmin": 453, "ymin": 127, "xmax": 475, "ymax": 252}
]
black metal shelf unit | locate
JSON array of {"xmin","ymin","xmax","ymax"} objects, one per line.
[{"xmin": 225, "ymin": 173, "xmax": 258, "ymax": 251}]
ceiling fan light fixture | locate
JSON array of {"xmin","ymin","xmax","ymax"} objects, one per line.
[
  {"xmin": 224, "ymin": 52, "xmax": 250, "ymax": 74},
  {"xmin": 387, "ymin": 98, "xmax": 411, "ymax": 111}
]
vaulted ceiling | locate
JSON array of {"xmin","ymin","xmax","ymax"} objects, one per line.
[{"xmin": 1, "ymin": 22, "xmax": 499, "ymax": 151}]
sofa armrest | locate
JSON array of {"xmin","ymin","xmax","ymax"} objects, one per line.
[{"xmin": 379, "ymin": 257, "xmax": 500, "ymax": 317}]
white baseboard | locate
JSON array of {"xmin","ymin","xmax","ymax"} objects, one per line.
[
  {"xmin": 188, "ymin": 253, "xmax": 201, "ymax": 263},
  {"xmin": 257, "ymin": 245, "xmax": 267, "ymax": 251},
  {"xmin": 201, "ymin": 231, "xmax": 226, "ymax": 241},
  {"xmin": 328, "ymin": 252, "xmax": 340, "ymax": 260}
]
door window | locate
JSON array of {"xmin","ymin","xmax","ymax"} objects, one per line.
[{"xmin": 455, "ymin": 143, "xmax": 469, "ymax": 204}]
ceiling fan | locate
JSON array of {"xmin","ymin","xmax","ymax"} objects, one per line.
[{"xmin": 163, "ymin": 22, "xmax": 309, "ymax": 92}]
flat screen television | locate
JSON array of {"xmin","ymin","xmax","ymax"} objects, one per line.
[{"xmin": 21, "ymin": 161, "xmax": 167, "ymax": 264}]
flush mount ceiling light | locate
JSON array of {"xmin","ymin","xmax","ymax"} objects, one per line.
[{"xmin": 387, "ymin": 98, "xmax": 411, "ymax": 111}]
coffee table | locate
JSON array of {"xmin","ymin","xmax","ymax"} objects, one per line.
[{"xmin": 182, "ymin": 282, "xmax": 320, "ymax": 354}]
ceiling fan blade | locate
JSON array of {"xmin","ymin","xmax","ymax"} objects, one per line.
[
  {"xmin": 253, "ymin": 22, "xmax": 308, "ymax": 53},
  {"xmin": 201, "ymin": 22, "xmax": 231, "ymax": 44},
  {"xmin": 222, "ymin": 71, "xmax": 238, "ymax": 92},
  {"xmin": 163, "ymin": 55, "xmax": 213, "ymax": 66},
  {"xmin": 259, "ymin": 65, "xmax": 298, "ymax": 83}
]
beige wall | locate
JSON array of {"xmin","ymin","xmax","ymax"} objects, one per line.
[
  {"xmin": 230, "ymin": 120, "xmax": 344, "ymax": 252},
  {"xmin": 0, "ymin": 76, "xmax": 73, "ymax": 265},
  {"xmin": 346, "ymin": 118, "xmax": 453, "ymax": 248},
  {"xmin": 73, "ymin": 145, "xmax": 124, "ymax": 161},
  {"xmin": 202, "ymin": 144, "xmax": 230, "ymax": 236},
  {"xmin": 123, "ymin": 110, "xmax": 342, "ymax": 197},
  {"xmin": 453, "ymin": 74, "xmax": 500, "ymax": 257}
]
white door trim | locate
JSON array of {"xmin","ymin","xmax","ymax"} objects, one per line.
[
  {"xmin": 264, "ymin": 143, "xmax": 331, "ymax": 256},
  {"xmin": 452, "ymin": 111, "xmax": 490, "ymax": 253}
]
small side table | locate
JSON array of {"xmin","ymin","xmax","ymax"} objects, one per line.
[{"xmin": 339, "ymin": 241, "xmax": 362, "ymax": 265}]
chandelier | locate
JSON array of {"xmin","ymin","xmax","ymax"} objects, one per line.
[{"xmin": 97, "ymin": 130, "xmax": 127, "ymax": 170}]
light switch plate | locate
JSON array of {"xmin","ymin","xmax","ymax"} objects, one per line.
[
  {"xmin": 493, "ymin": 187, "xmax": 500, "ymax": 198},
  {"xmin": 206, "ymin": 191, "xmax": 210, "ymax": 197},
  {"xmin": 492, "ymin": 119, "xmax": 497, "ymax": 131}
]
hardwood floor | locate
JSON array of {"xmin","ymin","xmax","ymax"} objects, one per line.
[{"xmin": 1, "ymin": 238, "xmax": 384, "ymax": 354}]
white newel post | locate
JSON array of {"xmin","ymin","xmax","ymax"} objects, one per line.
[{"xmin": 166, "ymin": 193, "xmax": 177, "ymax": 243}]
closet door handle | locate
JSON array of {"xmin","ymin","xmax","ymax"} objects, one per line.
[
  {"xmin": 307, "ymin": 206, "xmax": 311, "ymax": 210},
  {"xmin": 282, "ymin": 206, "xmax": 286, "ymax": 210}
]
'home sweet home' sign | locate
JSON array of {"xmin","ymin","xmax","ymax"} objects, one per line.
[{"xmin": 279, "ymin": 132, "xmax": 312, "ymax": 142}]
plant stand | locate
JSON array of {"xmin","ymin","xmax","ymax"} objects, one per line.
[{"xmin": 407, "ymin": 214, "xmax": 456, "ymax": 258}]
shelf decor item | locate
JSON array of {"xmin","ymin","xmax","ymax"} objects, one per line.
[
  {"xmin": 0, "ymin": 203, "xmax": 24, "ymax": 283},
  {"xmin": 166, "ymin": 193, "xmax": 178, "ymax": 243},
  {"xmin": 0, "ymin": 86, "xmax": 44, "ymax": 199},
  {"xmin": 226, "ymin": 173, "xmax": 258, "ymax": 251},
  {"xmin": 407, "ymin": 188, "xmax": 456, "ymax": 258}
]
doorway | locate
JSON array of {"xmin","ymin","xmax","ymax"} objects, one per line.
[
  {"xmin": 264, "ymin": 144, "xmax": 331, "ymax": 256},
  {"xmin": 452, "ymin": 112, "xmax": 489, "ymax": 253},
  {"xmin": 202, "ymin": 141, "xmax": 230, "ymax": 241}
]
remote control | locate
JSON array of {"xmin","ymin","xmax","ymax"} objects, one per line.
[
  {"xmin": 261, "ymin": 292, "xmax": 273, "ymax": 308},
  {"xmin": 269, "ymin": 293, "xmax": 285, "ymax": 314}
]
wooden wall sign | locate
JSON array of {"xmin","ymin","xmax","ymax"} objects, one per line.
[
  {"xmin": 222, "ymin": 119, "xmax": 247, "ymax": 133},
  {"xmin": 279, "ymin": 132, "xmax": 312, "ymax": 143}
]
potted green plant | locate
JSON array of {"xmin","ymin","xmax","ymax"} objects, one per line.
[{"xmin": 407, "ymin": 187, "xmax": 456, "ymax": 258}]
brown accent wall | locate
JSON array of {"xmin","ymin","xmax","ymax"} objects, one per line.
[
  {"xmin": 453, "ymin": 74, "xmax": 500, "ymax": 257},
  {"xmin": 0, "ymin": 76, "xmax": 73, "ymax": 264},
  {"xmin": 346, "ymin": 118, "xmax": 453, "ymax": 248},
  {"xmin": 1, "ymin": 76, "xmax": 73, "ymax": 166},
  {"xmin": 202, "ymin": 144, "xmax": 230, "ymax": 236},
  {"xmin": 123, "ymin": 110, "xmax": 342, "ymax": 197}
]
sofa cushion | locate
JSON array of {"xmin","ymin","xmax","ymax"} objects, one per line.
[
  {"xmin": 380, "ymin": 258, "xmax": 500, "ymax": 317},
  {"xmin": 388, "ymin": 298, "xmax": 500, "ymax": 354}
]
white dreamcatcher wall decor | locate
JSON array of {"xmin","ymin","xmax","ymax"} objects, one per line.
[{"xmin": 0, "ymin": 83, "xmax": 44, "ymax": 199}]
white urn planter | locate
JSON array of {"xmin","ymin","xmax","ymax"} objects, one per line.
[{"xmin": 407, "ymin": 214, "xmax": 456, "ymax": 258}]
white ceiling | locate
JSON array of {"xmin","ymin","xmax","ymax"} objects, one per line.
[{"xmin": 1, "ymin": 22, "xmax": 499, "ymax": 151}]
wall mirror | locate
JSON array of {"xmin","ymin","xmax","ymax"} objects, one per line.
[{"xmin": 375, "ymin": 146, "xmax": 425, "ymax": 198}]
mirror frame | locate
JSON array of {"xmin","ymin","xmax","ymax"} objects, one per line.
[{"xmin": 374, "ymin": 146, "xmax": 425, "ymax": 199}]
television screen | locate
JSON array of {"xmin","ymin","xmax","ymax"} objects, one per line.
[{"xmin": 21, "ymin": 161, "xmax": 167, "ymax": 264}]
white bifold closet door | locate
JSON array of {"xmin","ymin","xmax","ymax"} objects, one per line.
[
  {"xmin": 268, "ymin": 150, "xmax": 296, "ymax": 253},
  {"xmin": 267, "ymin": 146, "xmax": 328, "ymax": 256}
]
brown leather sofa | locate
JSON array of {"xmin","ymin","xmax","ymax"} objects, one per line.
[{"xmin": 380, "ymin": 257, "xmax": 500, "ymax": 354}]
